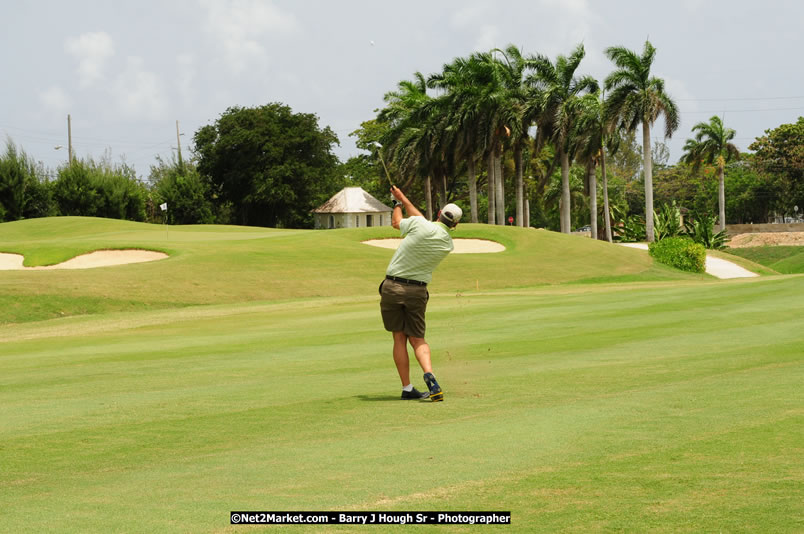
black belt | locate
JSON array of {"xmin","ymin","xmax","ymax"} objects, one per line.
[{"xmin": 385, "ymin": 275, "xmax": 427, "ymax": 286}]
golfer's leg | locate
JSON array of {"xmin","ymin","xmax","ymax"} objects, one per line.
[
  {"xmin": 392, "ymin": 331, "xmax": 410, "ymax": 385},
  {"xmin": 408, "ymin": 336, "xmax": 433, "ymax": 374}
]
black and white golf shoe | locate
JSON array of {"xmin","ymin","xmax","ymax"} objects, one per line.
[{"xmin": 401, "ymin": 387, "xmax": 430, "ymax": 400}]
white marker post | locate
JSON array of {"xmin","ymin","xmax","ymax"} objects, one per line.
[{"xmin": 160, "ymin": 202, "xmax": 168, "ymax": 239}]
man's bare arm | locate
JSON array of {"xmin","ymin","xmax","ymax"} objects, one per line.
[{"xmin": 390, "ymin": 186, "xmax": 422, "ymax": 229}]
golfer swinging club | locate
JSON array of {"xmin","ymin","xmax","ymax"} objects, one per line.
[{"xmin": 379, "ymin": 185, "xmax": 462, "ymax": 402}]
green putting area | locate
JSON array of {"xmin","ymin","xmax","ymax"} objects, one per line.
[{"xmin": 1, "ymin": 217, "xmax": 800, "ymax": 533}]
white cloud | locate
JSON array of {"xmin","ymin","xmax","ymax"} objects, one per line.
[
  {"xmin": 176, "ymin": 53, "xmax": 196, "ymax": 107},
  {"xmin": 450, "ymin": 4, "xmax": 490, "ymax": 29},
  {"xmin": 664, "ymin": 76, "xmax": 698, "ymax": 113},
  {"xmin": 474, "ymin": 25, "xmax": 501, "ymax": 52},
  {"xmin": 681, "ymin": 0, "xmax": 706, "ymax": 13},
  {"xmin": 65, "ymin": 31, "xmax": 115, "ymax": 87},
  {"xmin": 38, "ymin": 86, "xmax": 73, "ymax": 115},
  {"xmin": 539, "ymin": 0, "xmax": 590, "ymax": 16},
  {"xmin": 113, "ymin": 57, "xmax": 168, "ymax": 121},
  {"xmin": 199, "ymin": 0, "xmax": 299, "ymax": 73}
]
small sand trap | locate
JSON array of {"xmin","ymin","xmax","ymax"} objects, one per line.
[
  {"xmin": 363, "ymin": 238, "xmax": 505, "ymax": 254},
  {"xmin": 0, "ymin": 250, "xmax": 168, "ymax": 270}
]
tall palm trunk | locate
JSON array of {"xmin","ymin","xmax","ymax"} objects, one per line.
[
  {"xmin": 643, "ymin": 120, "xmax": 654, "ymax": 242},
  {"xmin": 495, "ymin": 149, "xmax": 505, "ymax": 225},
  {"xmin": 468, "ymin": 157, "xmax": 478, "ymax": 223},
  {"xmin": 588, "ymin": 161, "xmax": 598, "ymax": 239},
  {"xmin": 439, "ymin": 173, "xmax": 448, "ymax": 210},
  {"xmin": 718, "ymin": 164, "xmax": 726, "ymax": 232},
  {"xmin": 424, "ymin": 175, "xmax": 433, "ymax": 220},
  {"xmin": 524, "ymin": 194, "xmax": 530, "ymax": 227},
  {"xmin": 515, "ymin": 144, "xmax": 523, "ymax": 226},
  {"xmin": 560, "ymin": 148, "xmax": 571, "ymax": 233},
  {"xmin": 601, "ymin": 147, "xmax": 612, "ymax": 242},
  {"xmin": 487, "ymin": 153, "xmax": 496, "ymax": 225}
]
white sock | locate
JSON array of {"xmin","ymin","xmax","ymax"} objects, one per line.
[{"xmin": 402, "ymin": 384, "xmax": 413, "ymax": 392}]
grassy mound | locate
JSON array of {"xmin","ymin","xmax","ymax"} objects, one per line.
[
  {"xmin": 726, "ymin": 245, "xmax": 804, "ymax": 274},
  {"xmin": 0, "ymin": 217, "xmax": 701, "ymax": 324}
]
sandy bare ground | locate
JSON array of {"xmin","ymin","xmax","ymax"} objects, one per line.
[
  {"xmin": 728, "ymin": 232, "xmax": 804, "ymax": 248},
  {"xmin": 363, "ymin": 238, "xmax": 505, "ymax": 253},
  {"xmin": 619, "ymin": 243, "xmax": 757, "ymax": 279},
  {"xmin": 0, "ymin": 250, "xmax": 168, "ymax": 270}
]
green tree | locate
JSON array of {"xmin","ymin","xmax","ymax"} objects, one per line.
[
  {"xmin": 428, "ymin": 54, "xmax": 495, "ymax": 223},
  {"xmin": 0, "ymin": 139, "xmax": 39, "ymax": 221},
  {"xmin": 429, "ymin": 50, "xmax": 524, "ymax": 226},
  {"xmin": 347, "ymin": 120, "xmax": 397, "ymax": 204},
  {"xmin": 22, "ymin": 168, "xmax": 54, "ymax": 219},
  {"xmin": 542, "ymin": 163, "xmax": 587, "ymax": 231},
  {"xmin": 749, "ymin": 117, "xmax": 804, "ymax": 219},
  {"xmin": 149, "ymin": 156, "xmax": 214, "ymax": 225},
  {"xmin": 532, "ymin": 44, "xmax": 598, "ymax": 233},
  {"xmin": 52, "ymin": 160, "xmax": 99, "ymax": 216},
  {"xmin": 336, "ymin": 154, "xmax": 388, "ymax": 203},
  {"xmin": 52, "ymin": 157, "xmax": 146, "ymax": 221},
  {"xmin": 194, "ymin": 103, "xmax": 340, "ymax": 228},
  {"xmin": 724, "ymin": 159, "xmax": 779, "ymax": 223},
  {"xmin": 682, "ymin": 115, "xmax": 739, "ymax": 231},
  {"xmin": 495, "ymin": 45, "xmax": 542, "ymax": 227},
  {"xmin": 653, "ymin": 162, "xmax": 716, "ymax": 216},
  {"xmin": 378, "ymin": 73, "xmax": 440, "ymax": 218},
  {"xmin": 604, "ymin": 40, "xmax": 679, "ymax": 242},
  {"xmin": 575, "ymin": 90, "xmax": 627, "ymax": 241}
]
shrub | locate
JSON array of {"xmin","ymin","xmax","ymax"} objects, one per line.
[
  {"xmin": 0, "ymin": 139, "xmax": 38, "ymax": 221},
  {"xmin": 654, "ymin": 201, "xmax": 683, "ymax": 241},
  {"xmin": 611, "ymin": 205, "xmax": 646, "ymax": 242},
  {"xmin": 149, "ymin": 156, "xmax": 214, "ymax": 224},
  {"xmin": 684, "ymin": 212, "xmax": 727, "ymax": 249},
  {"xmin": 53, "ymin": 160, "xmax": 99, "ymax": 216},
  {"xmin": 649, "ymin": 236, "xmax": 706, "ymax": 273},
  {"xmin": 53, "ymin": 158, "xmax": 146, "ymax": 221}
]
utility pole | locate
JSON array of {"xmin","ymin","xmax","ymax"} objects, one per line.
[
  {"xmin": 67, "ymin": 114, "xmax": 73, "ymax": 165},
  {"xmin": 175, "ymin": 120, "xmax": 183, "ymax": 169}
]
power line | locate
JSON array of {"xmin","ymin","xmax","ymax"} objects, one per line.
[
  {"xmin": 0, "ymin": 124, "xmax": 174, "ymax": 149},
  {"xmin": 682, "ymin": 107, "xmax": 804, "ymax": 114},
  {"xmin": 677, "ymin": 95, "xmax": 804, "ymax": 102}
]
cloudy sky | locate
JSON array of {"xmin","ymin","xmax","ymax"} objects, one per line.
[{"xmin": 2, "ymin": 0, "xmax": 803, "ymax": 179}]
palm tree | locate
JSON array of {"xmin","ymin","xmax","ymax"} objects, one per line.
[
  {"xmin": 479, "ymin": 50, "xmax": 514, "ymax": 225},
  {"xmin": 378, "ymin": 73, "xmax": 440, "ymax": 218},
  {"xmin": 531, "ymin": 44, "xmax": 598, "ymax": 233},
  {"xmin": 604, "ymin": 40, "xmax": 679, "ymax": 242},
  {"xmin": 575, "ymin": 90, "xmax": 627, "ymax": 242},
  {"xmin": 682, "ymin": 115, "xmax": 739, "ymax": 231},
  {"xmin": 575, "ymin": 92, "xmax": 604, "ymax": 240},
  {"xmin": 494, "ymin": 45, "xmax": 543, "ymax": 227},
  {"xmin": 429, "ymin": 54, "xmax": 494, "ymax": 223}
]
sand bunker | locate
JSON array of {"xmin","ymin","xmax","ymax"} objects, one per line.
[
  {"xmin": 363, "ymin": 238, "xmax": 505, "ymax": 253},
  {"xmin": 0, "ymin": 250, "xmax": 168, "ymax": 270}
]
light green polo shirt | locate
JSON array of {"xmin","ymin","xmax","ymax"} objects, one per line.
[{"xmin": 385, "ymin": 216, "xmax": 453, "ymax": 284}]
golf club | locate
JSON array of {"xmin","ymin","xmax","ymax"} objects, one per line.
[{"xmin": 371, "ymin": 141, "xmax": 394, "ymax": 187}]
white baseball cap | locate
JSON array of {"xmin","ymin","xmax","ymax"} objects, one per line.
[{"xmin": 440, "ymin": 203, "xmax": 462, "ymax": 227}]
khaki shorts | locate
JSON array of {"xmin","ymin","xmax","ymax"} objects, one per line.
[{"xmin": 379, "ymin": 278, "xmax": 429, "ymax": 338}]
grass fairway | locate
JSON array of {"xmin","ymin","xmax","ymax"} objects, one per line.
[{"xmin": 2, "ymin": 218, "xmax": 801, "ymax": 533}]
